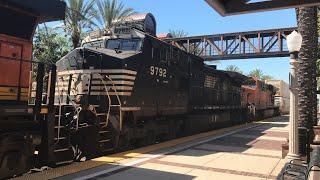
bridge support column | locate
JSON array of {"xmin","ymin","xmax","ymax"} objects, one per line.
[{"xmin": 286, "ymin": 52, "xmax": 300, "ymax": 161}]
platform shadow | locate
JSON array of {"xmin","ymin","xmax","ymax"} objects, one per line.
[
  {"xmin": 54, "ymin": 163, "xmax": 195, "ymax": 180},
  {"xmin": 158, "ymin": 115, "xmax": 289, "ymax": 157}
]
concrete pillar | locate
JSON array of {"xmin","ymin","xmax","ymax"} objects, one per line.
[{"xmin": 286, "ymin": 54, "xmax": 300, "ymax": 161}]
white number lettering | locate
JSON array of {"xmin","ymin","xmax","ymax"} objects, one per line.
[
  {"xmin": 163, "ymin": 69, "xmax": 167, "ymax": 78},
  {"xmin": 159, "ymin": 68, "xmax": 163, "ymax": 76},
  {"xmin": 149, "ymin": 66, "xmax": 167, "ymax": 78},
  {"xmin": 155, "ymin": 67, "xmax": 159, "ymax": 75}
]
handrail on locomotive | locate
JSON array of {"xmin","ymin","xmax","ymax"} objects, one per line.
[{"xmin": 28, "ymin": 62, "xmax": 123, "ymax": 133}]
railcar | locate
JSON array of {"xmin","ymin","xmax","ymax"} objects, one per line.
[
  {"xmin": 0, "ymin": 0, "xmax": 66, "ymax": 179},
  {"xmin": 241, "ymin": 77, "xmax": 279, "ymax": 119},
  {"xmin": 44, "ymin": 13, "xmax": 247, "ymax": 163}
]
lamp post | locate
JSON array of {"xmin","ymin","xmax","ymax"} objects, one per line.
[{"xmin": 286, "ymin": 30, "xmax": 302, "ymax": 161}]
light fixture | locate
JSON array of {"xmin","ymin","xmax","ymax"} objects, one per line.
[{"xmin": 286, "ymin": 31, "xmax": 302, "ymax": 53}]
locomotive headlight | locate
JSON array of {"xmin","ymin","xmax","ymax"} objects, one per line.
[
  {"xmin": 80, "ymin": 74, "xmax": 91, "ymax": 93},
  {"xmin": 81, "ymin": 74, "xmax": 90, "ymax": 82},
  {"xmin": 104, "ymin": 29, "xmax": 112, "ymax": 36},
  {"xmin": 75, "ymin": 95, "xmax": 82, "ymax": 103}
]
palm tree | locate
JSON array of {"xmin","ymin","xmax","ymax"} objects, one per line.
[
  {"xmin": 96, "ymin": 0, "xmax": 134, "ymax": 29},
  {"xmin": 168, "ymin": 29, "xmax": 206, "ymax": 56},
  {"xmin": 225, "ymin": 65, "xmax": 243, "ymax": 74},
  {"xmin": 248, "ymin": 69, "xmax": 264, "ymax": 80},
  {"xmin": 261, "ymin": 75, "xmax": 273, "ymax": 81},
  {"xmin": 64, "ymin": 0, "xmax": 97, "ymax": 49},
  {"xmin": 297, "ymin": 7, "xmax": 318, "ymax": 132},
  {"xmin": 317, "ymin": 7, "xmax": 320, "ymax": 96}
]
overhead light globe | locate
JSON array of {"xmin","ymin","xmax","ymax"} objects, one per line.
[{"xmin": 286, "ymin": 31, "xmax": 302, "ymax": 53}]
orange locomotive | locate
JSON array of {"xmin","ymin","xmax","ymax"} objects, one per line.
[
  {"xmin": 0, "ymin": 34, "xmax": 32, "ymax": 102},
  {"xmin": 0, "ymin": 1, "xmax": 66, "ymax": 179},
  {"xmin": 241, "ymin": 77, "xmax": 278, "ymax": 119}
]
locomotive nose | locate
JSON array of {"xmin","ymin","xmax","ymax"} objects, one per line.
[
  {"xmin": 56, "ymin": 48, "xmax": 85, "ymax": 71},
  {"xmin": 57, "ymin": 47, "xmax": 128, "ymax": 71}
]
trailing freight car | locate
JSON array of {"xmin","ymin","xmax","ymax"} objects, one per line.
[
  {"xmin": 226, "ymin": 72, "xmax": 279, "ymax": 120},
  {"xmin": 241, "ymin": 77, "xmax": 279, "ymax": 119}
]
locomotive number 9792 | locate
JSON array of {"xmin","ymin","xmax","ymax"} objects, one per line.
[{"xmin": 150, "ymin": 66, "xmax": 167, "ymax": 78}]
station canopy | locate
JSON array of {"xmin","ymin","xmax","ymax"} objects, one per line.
[
  {"xmin": 0, "ymin": 0, "xmax": 66, "ymax": 39},
  {"xmin": 1, "ymin": 0, "xmax": 66, "ymax": 22},
  {"xmin": 205, "ymin": 0, "xmax": 320, "ymax": 16}
]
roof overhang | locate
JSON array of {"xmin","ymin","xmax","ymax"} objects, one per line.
[
  {"xmin": 1, "ymin": 0, "xmax": 66, "ymax": 22},
  {"xmin": 205, "ymin": 0, "xmax": 320, "ymax": 16}
]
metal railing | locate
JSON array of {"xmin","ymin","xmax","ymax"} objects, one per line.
[{"xmin": 164, "ymin": 27, "xmax": 296, "ymax": 61}]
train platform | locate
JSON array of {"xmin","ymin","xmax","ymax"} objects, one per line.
[{"xmin": 14, "ymin": 116, "xmax": 289, "ymax": 180}]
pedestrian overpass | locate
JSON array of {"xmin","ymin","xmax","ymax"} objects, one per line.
[{"xmin": 164, "ymin": 27, "xmax": 296, "ymax": 61}]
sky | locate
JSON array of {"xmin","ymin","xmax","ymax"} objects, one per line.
[{"xmin": 120, "ymin": 0, "xmax": 297, "ymax": 83}]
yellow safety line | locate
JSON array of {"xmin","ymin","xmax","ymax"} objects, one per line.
[
  {"xmin": 0, "ymin": 87, "xmax": 28, "ymax": 92},
  {"xmin": 0, "ymin": 96, "xmax": 29, "ymax": 101},
  {"xmin": 0, "ymin": 95, "xmax": 17, "ymax": 100},
  {"xmin": 0, "ymin": 91, "xmax": 28, "ymax": 101},
  {"xmin": 15, "ymin": 121, "xmax": 266, "ymax": 180},
  {"xmin": 0, "ymin": 92, "xmax": 17, "ymax": 96}
]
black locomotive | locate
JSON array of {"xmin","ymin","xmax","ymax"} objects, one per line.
[{"xmin": 52, "ymin": 13, "xmax": 247, "ymax": 162}]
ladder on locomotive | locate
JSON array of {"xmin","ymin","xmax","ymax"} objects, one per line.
[
  {"xmin": 29, "ymin": 71, "xmax": 74, "ymax": 166},
  {"xmin": 58, "ymin": 72, "xmax": 122, "ymax": 153},
  {"xmin": 51, "ymin": 72, "xmax": 123, "ymax": 164},
  {"xmin": 96, "ymin": 73, "xmax": 122, "ymax": 153},
  {"xmin": 53, "ymin": 75, "xmax": 77, "ymax": 166},
  {"xmin": 29, "ymin": 68, "xmax": 122, "ymax": 165}
]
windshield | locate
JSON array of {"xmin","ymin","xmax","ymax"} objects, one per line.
[
  {"xmin": 106, "ymin": 38, "xmax": 142, "ymax": 51},
  {"xmin": 244, "ymin": 79, "xmax": 256, "ymax": 88},
  {"xmin": 83, "ymin": 40, "xmax": 104, "ymax": 48}
]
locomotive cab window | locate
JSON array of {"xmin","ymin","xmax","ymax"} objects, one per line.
[
  {"xmin": 160, "ymin": 47, "xmax": 169, "ymax": 63},
  {"xmin": 152, "ymin": 45, "xmax": 169, "ymax": 62},
  {"xmin": 83, "ymin": 40, "xmax": 104, "ymax": 48},
  {"xmin": 261, "ymin": 82, "xmax": 267, "ymax": 91},
  {"xmin": 244, "ymin": 79, "xmax": 256, "ymax": 88},
  {"xmin": 106, "ymin": 38, "xmax": 142, "ymax": 51},
  {"xmin": 171, "ymin": 48, "xmax": 180, "ymax": 63}
]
